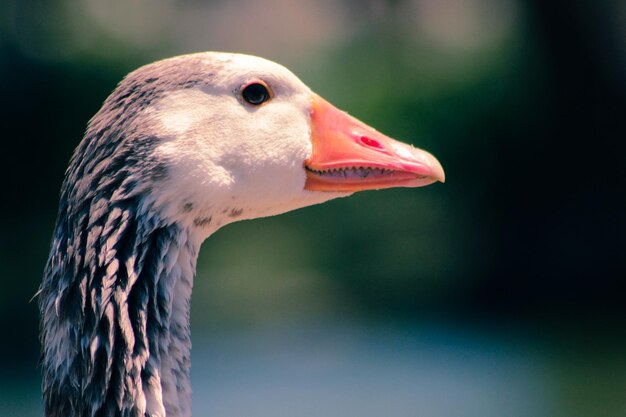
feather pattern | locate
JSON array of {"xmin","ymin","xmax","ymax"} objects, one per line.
[{"xmin": 38, "ymin": 56, "xmax": 211, "ymax": 417}]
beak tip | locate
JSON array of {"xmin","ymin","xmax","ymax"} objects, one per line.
[
  {"xmin": 437, "ymin": 169, "xmax": 446, "ymax": 184},
  {"xmin": 428, "ymin": 156, "xmax": 446, "ymax": 184}
]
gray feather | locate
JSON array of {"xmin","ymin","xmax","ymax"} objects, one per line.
[{"xmin": 39, "ymin": 54, "xmax": 221, "ymax": 417}]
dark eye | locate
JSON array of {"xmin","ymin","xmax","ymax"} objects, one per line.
[{"xmin": 241, "ymin": 82, "xmax": 271, "ymax": 105}]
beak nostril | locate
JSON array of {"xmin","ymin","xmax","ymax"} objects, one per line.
[{"xmin": 359, "ymin": 135, "xmax": 383, "ymax": 149}]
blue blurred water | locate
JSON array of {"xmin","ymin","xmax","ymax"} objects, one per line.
[{"xmin": 191, "ymin": 321, "xmax": 553, "ymax": 417}]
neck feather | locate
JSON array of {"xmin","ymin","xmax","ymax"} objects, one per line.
[{"xmin": 40, "ymin": 195, "xmax": 199, "ymax": 417}]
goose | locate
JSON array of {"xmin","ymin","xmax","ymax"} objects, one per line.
[{"xmin": 39, "ymin": 52, "xmax": 445, "ymax": 417}]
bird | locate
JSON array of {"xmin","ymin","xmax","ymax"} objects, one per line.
[{"xmin": 39, "ymin": 52, "xmax": 445, "ymax": 417}]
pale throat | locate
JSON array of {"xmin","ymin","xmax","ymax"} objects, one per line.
[{"xmin": 149, "ymin": 225, "xmax": 204, "ymax": 417}]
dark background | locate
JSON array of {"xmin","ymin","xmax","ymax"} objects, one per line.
[{"xmin": 1, "ymin": 0, "xmax": 624, "ymax": 416}]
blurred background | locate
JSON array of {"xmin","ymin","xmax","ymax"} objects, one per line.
[{"xmin": 1, "ymin": 0, "xmax": 625, "ymax": 416}]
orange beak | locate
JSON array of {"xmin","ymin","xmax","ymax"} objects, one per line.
[{"xmin": 305, "ymin": 94, "xmax": 445, "ymax": 192}]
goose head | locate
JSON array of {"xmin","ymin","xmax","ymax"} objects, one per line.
[
  {"xmin": 128, "ymin": 52, "xmax": 444, "ymax": 235},
  {"xmin": 41, "ymin": 52, "xmax": 445, "ymax": 417}
]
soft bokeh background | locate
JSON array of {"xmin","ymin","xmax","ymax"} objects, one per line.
[{"xmin": 1, "ymin": 0, "xmax": 625, "ymax": 416}]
